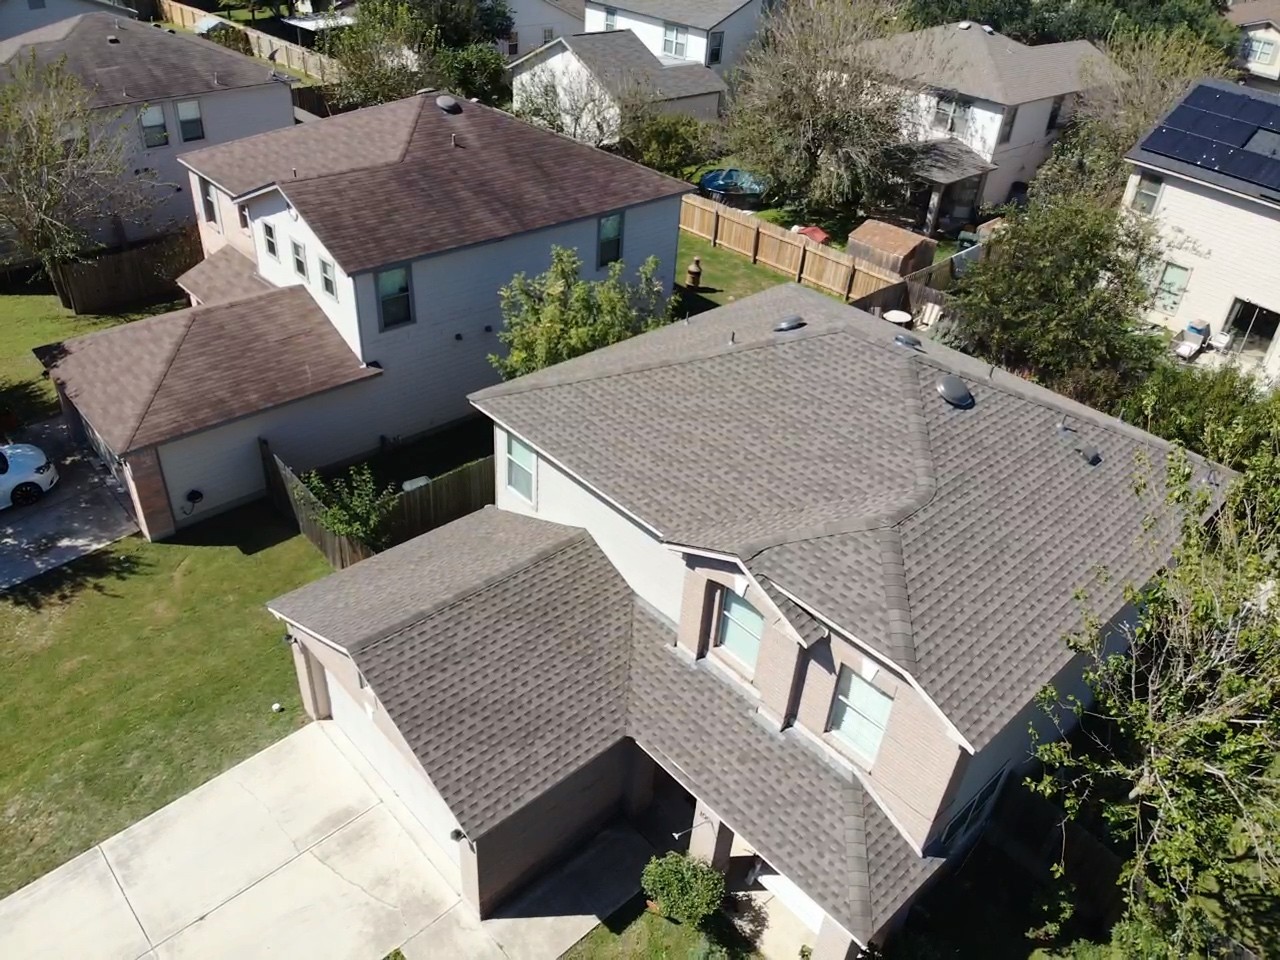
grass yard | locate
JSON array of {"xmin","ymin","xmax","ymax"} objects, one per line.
[
  {"xmin": 563, "ymin": 897, "xmax": 762, "ymax": 960},
  {"xmin": 0, "ymin": 293, "xmax": 180, "ymax": 426},
  {"xmin": 0, "ymin": 503, "xmax": 331, "ymax": 898},
  {"xmin": 675, "ymin": 232, "xmax": 787, "ymax": 317}
]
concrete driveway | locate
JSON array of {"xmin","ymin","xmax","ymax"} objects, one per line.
[
  {"xmin": 0, "ymin": 418, "xmax": 137, "ymax": 590},
  {"xmin": 0, "ymin": 723, "xmax": 480, "ymax": 960}
]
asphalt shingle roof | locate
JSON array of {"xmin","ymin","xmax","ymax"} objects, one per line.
[
  {"xmin": 549, "ymin": 31, "xmax": 726, "ymax": 100},
  {"xmin": 864, "ymin": 22, "xmax": 1113, "ymax": 105},
  {"xmin": 182, "ymin": 93, "xmax": 692, "ymax": 274},
  {"xmin": 176, "ymin": 245, "xmax": 273, "ymax": 305},
  {"xmin": 597, "ymin": 0, "xmax": 751, "ymax": 30},
  {"xmin": 1, "ymin": 13, "xmax": 283, "ymax": 107},
  {"xmin": 472, "ymin": 284, "xmax": 1208, "ymax": 748},
  {"xmin": 1227, "ymin": 0, "xmax": 1280, "ymax": 25},
  {"xmin": 33, "ymin": 286, "xmax": 378, "ymax": 453}
]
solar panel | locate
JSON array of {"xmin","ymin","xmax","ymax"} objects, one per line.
[
  {"xmin": 1164, "ymin": 105, "xmax": 1256, "ymax": 148},
  {"xmin": 1144, "ymin": 83, "xmax": 1280, "ymax": 194}
]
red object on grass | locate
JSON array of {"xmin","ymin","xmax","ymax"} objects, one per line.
[{"xmin": 797, "ymin": 225, "xmax": 831, "ymax": 245}]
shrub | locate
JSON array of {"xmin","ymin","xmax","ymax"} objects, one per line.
[
  {"xmin": 641, "ymin": 852, "xmax": 725, "ymax": 928},
  {"xmin": 205, "ymin": 22, "xmax": 253, "ymax": 58},
  {"xmin": 300, "ymin": 462, "xmax": 399, "ymax": 551}
]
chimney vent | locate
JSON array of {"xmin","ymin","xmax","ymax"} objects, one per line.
[
  {"xmin": 981, "ymin": 23, "xmax": 995, "ymax": 34},
  {"xmin": 106, "ymin": 34, "xmax": 120, "ymax": 43},
  {"xmin": 957, "ymin": 20, "xmax": 972, "ymax": 29}
]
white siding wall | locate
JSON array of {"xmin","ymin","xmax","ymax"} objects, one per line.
[
  {"xmin": 1125, "ymin": 167, "xmax": 1280, "ymax": 377},
  {"xmin": 493, "ymin": 423, "xmax": 686, "ymax": 621},
  {"xmin": 708, "ymin": 0, "xmax": 761, "ymax": 74},
  {"xmin": 1243, "ymin": 24, "xmax": 1280, "ymax": 81},
  {"xmin": 0, "ymin": 0, "xmax": 130, "ymax": 40},
  {"xmin": 155, "ymin": 377, "xmax": 383, "ymax": 525},
  {"xmin": 659, "ymin": 91, "xmax": 720, "ymax": 121},
  {"xmin": 129, "ymin": 83, "xmax": 295, "ymax": 242},
  {"xmin": 511, "ymin": 44, "xmax": 621, "ymax": 143},
  {"xmin": 188, "ymin": 173, "xmax": 257, "ymax": 261},
  {"xmin": 509, "ymin": 0, "xmax": 583, "ymax": 49},
  {"xmin": 909, "ymin": 91, "xmax": 1003, "ymax": 160},
  {"xmin": 584, "ymin": 2, "xmax": 708, "ymax": 64},
  {"xmin": 982, "ymin": 95, "xmax": 1069, "ymax": 205},
  {"xmin": 349, "ymin": 194, "xmax": 682, "ymax": 442}
]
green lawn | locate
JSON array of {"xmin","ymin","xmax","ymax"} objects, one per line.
[
  {"xmin": 0, "ymin": 503, "xmax": 331, "ymax": 898},
  {"xmin": 563, "ymin": 897, "xmax": 762, "ymax": 960},
  {"xmin": 675, "ymin": 232, "xmax": 788, "ymax": 317},
  {"xmin": 0, "ymin": 293, "xmax": 180, "ymax": 426}
]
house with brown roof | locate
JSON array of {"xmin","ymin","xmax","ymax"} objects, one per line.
[
  {"xmin": 35, "ymin": 92, "xmax": 690, "ymax": 539},
  {"xmin": 1, "ymin": 13, "xmax": 295, "ymax": 243},
  {"xmin": 864, "ymin": 21, "xmax": 1114, "ymax": 231},
  {"xmin": 267, "ymin": 283, "xmax": 1214, "ymax": 957}
]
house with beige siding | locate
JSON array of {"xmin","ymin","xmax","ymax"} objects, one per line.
[
  {"xmin": 267, "ymin": 283, "xmax": 1207, "ymax": 958},
  {"xmin": 1123, "ymin": 78, "xmax": 1280, "ymax": 382},
  {"xmin": 1227, "ymin": 0, "xmax": 1280, "ymax": 88},
  {"xmin": 34, "ymin": 92, "xmax": 689, "ymax": 539}
]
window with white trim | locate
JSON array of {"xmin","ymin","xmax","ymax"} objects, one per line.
[
  {"xmin": 291, "ymin": 239, "xmax": 307, "ymax": 279},
  {"xmin": 662, "ymin": 22, "xmax": 688, "ymax": 57},
  {"xmin": 198, "ymin": 177, "xmax": 218, "ymax": 225},
  {"xmin": 1154, "ymin": 261, "xmax": 1190, "ymax": 314},
  {"xmin": 996, "ymin": 104, "xmax": 1018, "ymax": 145},
  {"xmin": 140, "ymin": 104, "xmax": 168, "ymax": 148},
  {"xmin": 1045, "ymin": 95, "xmax": 1064, "ymax": 133},
  {"xmin": 319, "ymin": 258, "xmax": 337, "ymax": 299},
  {"xmin": 1247, "ymin": 36, "xmax": 1277, "ymax": 64},
  {"xmin": 376, "ymin": 266, "xmax": 413, "ymax": 328},
  {"xmin": 715, "ymin": 592, "xmax": 764, "ymax": 670},
  {"xmin": 506, "ymin": 434, "xmax": 535, "ymax": 501},
  {"xmin": 176, "ymin": 99, "xmax": 204, "ymax": 142},
  {"xmin": 604, "ymin": 5, "xmax": 616, "ymax": 28},
  {"xmin": 237, "ymin": 204, "xmax": 250, "ymax": 231},
  {"xmin": 1129, "ymin": 172, "xmax": 1163, "ymax": 215},
  {"xmin": 543, "ymin": 26, "xmax": 554, "ymax": 43},
  {"xmin": 597, "ymin": 212, "xmax": 623, "ymax": 267},
  {"xmin": 263, "ymin": 221, "xmax": 278, "ymax": 259},
  {"xmin": 829, "ymin": 666, "xmax": 892, "ymax": 763},
  {"xmin": 931, "ymin": 95, "xmax": 968, "ymax": 135},
  {"xmin": 708, "ymin": 31, "xmax": 724, "ymax": 65}
]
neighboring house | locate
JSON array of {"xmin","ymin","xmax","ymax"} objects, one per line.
[
  {"xmin": 500, "ymin": 0, "xmax": 584, "ymax": 57},
  {"xmin": 35, "ymin": 92, "xmax": 689, "ymax": 539},
  {"xmin": 582, "ymin": 0, "xmax": 761, "ymax": 76},
  {"xmin": 1123, "ymin": 78, "xmax": 1280, "ymax": 380},
  {"xmin": 865, "ymin": 21, "xmax": 1113, "ymax": 232},
  {"xmin": 268, "ymin": 283, "xmax": 1208, "ymax": 957},
  {"xmin": 0, "ymin": 13, "xmax": 295, "ymax": 244},
  {"xmin": 0, "ymin": 0, "xmax": 133, "ymax": 42},
  {"xmin": 1227, "ymin": 0, "xmax": 1280, "ymax": 89},
  {"xmin": 510, "ymin": 30, "xmax": 725, "ymax": 143}
]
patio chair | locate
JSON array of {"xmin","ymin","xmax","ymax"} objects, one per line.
[
  {"xmin": 916, "ymin": 302, "xmax": 943, "ymax": 330},
  {"xmin": 1173, "ymin": 325, "xmax": 1208, "ymax": 362}
]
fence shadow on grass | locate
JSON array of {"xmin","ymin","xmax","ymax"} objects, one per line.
[{"xmin": 2, "ymin": 546, "xmax": 147, "ymax": 611}]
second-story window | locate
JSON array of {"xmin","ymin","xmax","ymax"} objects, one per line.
[
  {"xmin": 237, "ymin": 205, "xmax": 250, "ymax": 231},
  {"xmin": 597, "ymin": 212, "xmax": 623, "ymax": 267},
  {"xmin": 177, "ymin": 100, "xmax": 204, "ymax": 142},
  {"xmin": 319, "ymin": 258, "xmax": 337, "ymax": 299},
  {"xmin": 506, "ymin": 434, "xmax": 536, "ymax": 502},
  {"xmin": 931, "ymin": 95, "xmax": 967, "ymax": 136},
  {"xmin": 198, "ymin": 177, "xmax": 218, "ymax": 226},
  {"xmin": 662, "ymin": 22, "xmax": 687, "ymax": 57},
  {"xmin": 996, "ymin": 104, "xmax": 1018, "ymax": 145},
  {"xmin": 263, "ymin": 221, "xmax": 278, "ymax": 259},
  {"xmin": 543, "ymin": 27, "xmax": 554, "ymax": 43},
  {"xmin": 376, "ymin": 266, "xmax": 413, "ymax": 328},
  {"xmin": 716, "ymin": 592, "xmax": 763, "ymax": 670},
  {"xmin": 707, "ymin": 30, "xmax": 724, "ymax": 65},
  {"xmin": 1129, "ymin": 172, "xmax": 1163, "ymax": 215},
  {"xmin": 140, "ymin": 104, "xmax": 168, "ymax": 148},
  {"xmin": 1247, "ymin": 36, "xmax": 1277, "ymax": 64},
  {"xmin": 829, "ymin": 665, "xmax": 893, "ymax": 764},
  {"xmin": 1045, "ymin": 95, "xmax": 1064, "ymax": 133},
  {"xmin": 604, "ymin": 5, "xmax": 616, "ymax": 28},
  {"xmin": 291, "ymin": 240, "xmax": 308, "ymax": 279}
]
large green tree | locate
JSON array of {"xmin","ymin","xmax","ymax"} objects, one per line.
[
  {"xmin": 942, "ymin": 193, "xmax": 1164, "ymax": 408},
  {"xmin": 323, "ymin": 0, "xmax": 444, "ymax": 108},
  {"xmin": 490, "ymin": 246, "xmax": 676, "ymax": 379}
]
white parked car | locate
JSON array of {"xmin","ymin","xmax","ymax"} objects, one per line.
[{"xmin": 1, "ymin": 443, "xmax": 59, "ymax": 508}]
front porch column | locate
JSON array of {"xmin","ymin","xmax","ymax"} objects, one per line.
[
  {"xmin": 812, "ymin": 914, "xmax": 860, "ymax": 960},
  {"xmin": 923, "ymin": 185, "xmax": 944, "ymax": 236},
  {"xmin": 687, "ymin": 798, "xmax": 734, "ymax": 872},
  {"xmin": 291, "ymin": 638, "xmax": 331, "ymax": 720}
]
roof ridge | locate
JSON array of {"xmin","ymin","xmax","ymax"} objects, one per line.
[
  {"xmin": 356, "ymin": 527, "xmax": 592, "ymax": 653},
  {"xmin": 121, "ymin": 309, "xmax": 199, "ymax": 452}
]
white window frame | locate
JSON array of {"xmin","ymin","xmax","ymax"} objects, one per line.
[
  {"xmin": 828, "ymin": 665, "xmax": 893, "ymax": 765},
  {"xmin": 198, "ymin": 177, "xmax": 218, "ymax": 227},
  {"xmin": 140, "ymin": 104, "xmax": 168, "ymax": 148},
  {"xmin": 237, "ymin": 204, "xmax": 250, "ymax": 232},
  {"xmin": 375, "ymin": 265, "xmax": 414, "ymax": 329},
  {"xmin": 176, "ymin": 99, "xmax": 205, "ymax": 143},
  {"xmin": 1045, "ymin": 94, "xmax": 1064, "ymax": 133},
  {"xmin": 543, "ymin": 26, "xmax": 554, "ymax": 43},
  {"xmin": 319, "ymin": 258, "xmax": 337, "ymax": 299},
  {"xmin": 931, "ymin": 95, "xmax": 967, "ymax": 135},
  {"xmin": 1129, "ymin": 172, "xmax": 1163, "ymax": 215},
  {"xmin": 708, "ymin": 30, "xmax": 724, "ymax": 65},
  {"xmin": 291, "ymin": 239, "xmax": 308, "ymax": 280},
  {"xmin": 604, "ymin": 5, "xmax": 616, "ymax": 28},
  {"xmin": 714, "ymin": 590, "xmax": 764, "ymax": 672},
  {"xmin": 1155, "ymin": 260, "xmax": 1190, "ymax": 315},
  {"xmin": 262, "ymin": 221, "xmax": 278, "ymax": 259},
  {"xmin": 662, "ymin": 22, "xmax": 688, "ymax": 58},
  {"xmin": 996, "ymin": 104, "xmax": 1018, "ymax": 145},
  {"xmin": 1247, "ymin": 36, "xmax": 1277, "ymax": 64},
  {"xmin": 597, "ymin": 211, "xmax": 623, "ymax": 267},
  {"xmin": 505, "ymin": 433, "xmax": 536, "ymax": 503}
]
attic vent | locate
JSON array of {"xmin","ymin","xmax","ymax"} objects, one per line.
[
  {"xmin": 957, "ymin": 20, "xmax": 972, "ymax": 29},
  {"xmin": 936, "ymin": 374, "xmax": 974, "ymax": 408},
  {"xmin": 107, "ymin": 34, "xmax": 120, "ymax": 43},
  {"xmin": 435, "ymin": 94, "xmax": 462, "ymax": 114},
  {"xmin": 894, "ymin": 332, "xmax": 922, "ymax": 349},
  {"xmin": 980, "ymin": 23, "xmax": 994, "ymax": 34},
  {"xmin": 773, "ymin": 315, "xmax": 806, "ymax": 333},
  {"xmin": 1079, "ymin": 446, "xmax": 1102, "ymax": 466}
]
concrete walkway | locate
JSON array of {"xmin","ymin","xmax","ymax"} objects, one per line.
[{"xmin": 0, "ymin": 721, "xmax": 655, "ymax": 960}]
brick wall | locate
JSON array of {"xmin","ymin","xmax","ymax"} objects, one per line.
[{"xmin": 123, "ymin": 446, "xmax": 176, "ymax": 541}]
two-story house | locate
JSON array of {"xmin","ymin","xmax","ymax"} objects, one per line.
[
  {"xmin": 1227, "ymin": 0, "xmax": 1280, "ymax": 90},
  {"xmin": 267, "ymin": 283, "xmax": 1205, "ymax": 958},
  {"xmin": 500, "ymin": 0, "xmax": 584, "ymax": 57},
  {"xmin": 2, "ymin": 13, "xmax": 295, "ymax": 244},
  {"xmin": 0, "ymin": 0, "xmax": 134, "ymax": 43},
  {"xmin": 865, "ymin": 21, "xmax": 1113, "ymax": 232},
  {"xmin": 1123, "ymin": 78, "xmax": 1280, "ymax": 381},
  {"xmin": 582, "ymin": 0, "xmax": 761, "ymax": 76},
  {"xmin": 35, "ymin": 92, "xmax": 690, "ymax": 541}
]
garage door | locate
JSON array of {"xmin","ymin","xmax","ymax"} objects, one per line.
[{"xmin": 326, "ymin": 671, "xmax": 462, "ymax": 886}]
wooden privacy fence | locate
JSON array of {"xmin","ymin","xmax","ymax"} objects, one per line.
[
  {"xmin": 260, "ymin": 439, "xmax": 495, "ymax": 569},
  {"xmin": 156, "ymin": 0, "xmax": 339, "ymax": 81},
  {"xmin": 54, "ymin": 226, "xmax": 202, "ymax": 314},
  {"xmin": 679, "ymin": 195, "xmax": 902, "ymax": 304}
]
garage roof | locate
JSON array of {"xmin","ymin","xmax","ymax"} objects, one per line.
[{"xmin": 33, "ymin": 286, "xmax": 379, "ymax": 454}]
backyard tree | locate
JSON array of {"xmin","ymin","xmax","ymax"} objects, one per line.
[
  {"xmin": 411, "ymin": 0, "xmax": 511, "ymax": 48},
  {"xmin": 725, "ymin": 0, "xmax": 935, "ymax": 216},
  {"xmin": 491, "ymin": 246, "xmax": 677, "ymax": 379},
  {"xmin": 301, "ymin": 463, "xmax": 400, "ymax": 552},
  {"xmin": 438, "ymin": 42, "xmax": 509, "ymax": 104},
  {"xmin": 942, "ymin": 192, "xmax": 1164, "ymax": 408},
  {"xmin": 0, "ymin": 54, "xmax": 151, "ymax": 284},
  {"xmin": 1027, "ymin": 448, "xmax": 1280, "ymax": 957},
  {"xmin": 617, "ymin": 108, "xmax": 717, "ymax": 178},
  {"xmin": 323, "ymin": 0, "xmax": 445, "ymax": 108}
]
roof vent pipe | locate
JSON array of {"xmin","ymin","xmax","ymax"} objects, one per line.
[
  {"xmin": 106, "ymin": 35, "xmax": 120, "ymax": 43},
  {"xmin": 435, "ymin": 94, "xmax": 462, "ymax": 114},
  {"xmin": 936, "ymin": 374, "xmax": 974, "ymax": 408},
  {"xmin": 957, "ymin": 20, "xmax": 972, "ymax": 29},
  {"xmin": 981, "ymin": 23, "xmax": 994, "ymax": 34},
  {"xmin": 1079, "ymin": 446, "xmax": 1102, "ymax": 466},
  {"xmin": 894, "ymin": 332, "xmax": 922, "ymax": 349},
  {"xmin": 773, "ymin": 315, "xmax": 806, "ymax": 332}
]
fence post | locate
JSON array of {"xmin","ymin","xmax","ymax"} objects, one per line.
[
  {"xmin": 710, "ymin": 206, "xmax": 720, "ymax": 248},
  {"xmin": 844, "ymin": 265, "xmax": 857, "ymax": 303},
  {"xmin": 750, "ymin": 221, "xmax": 761, "ymax": 264},
  {"xmin": 795, "ymin": 240, "xmax": 805, "ymax": 282}
]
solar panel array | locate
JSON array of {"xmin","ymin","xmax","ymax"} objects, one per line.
[{"xmin": 1140, "ymin": 83, "xmax": 1280, "ymax": 193}]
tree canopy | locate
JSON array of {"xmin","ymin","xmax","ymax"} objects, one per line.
[{"xmin": 491, "ymin": 246, "xmax": 677, "ymax": 379}]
